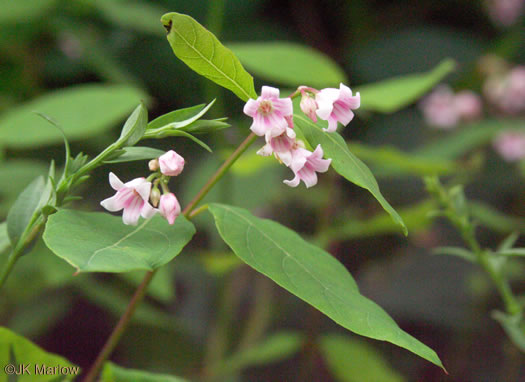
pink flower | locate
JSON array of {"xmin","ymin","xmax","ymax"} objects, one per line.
[
  {"xmin": 256, "ymin": 127, "xmax": 297, "ymax": 166},
  {"xmin": 159, "ymin": 150, "xmax": 185, "ymax": 176},
  {"xmin": 454, "ymin": 91, "xmax": 483, "ymax": 122},
  {"xmin": 420, "ymin": 85, "xmax": 459, "ymax": 128},
  {"xmin": 284, "ymin": 145, "xmax": 332, "ymax": 188},
  {"xmin": 300, "ymin": 91, "xmax": 318, "ymax": 122},
  {"xmin": 315, "ymin": 83, "xmax": 360, "ymax": 132},
  {"xmin": 243, "ymin": 86, "xmax": 293, "ymax": 140},
  {"xmin": 484, "ymin": 66, "xmax": 525, "ymax": 115},
  {"xmin": 100, "ymin": 173, "xmax": 157, "ymax": 225},
  {"xmin": 158, "ymin": 193, "xmax": 181, "ymax": 225},
  {"xmin": 493, "ymin": 131, "xmax": 525, "ymax": 161}
]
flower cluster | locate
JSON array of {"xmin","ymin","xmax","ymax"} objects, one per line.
[
  {"xmin": 484, "ymin": 66, "xmax": 525, "ymax": 115},
  {"xmin": 244, "ymin": 84, "xmax": 360, "ymax": 187},
  {"xmin": 485, "ymin": 0, "xmax": 524, "ymax": 27},
  {"xmin": 419, "ymin": 85, "xmax": 483, "ymax": 128},
  {"xmin": 101, "ymin": 150, "xmax": 185, "ymax": 225},
  {"xmin": 493, "ymin": 130, "xmax": 525, "ymax": 162}
]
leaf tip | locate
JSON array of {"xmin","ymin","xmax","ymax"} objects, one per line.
[{"xmin": 160, "ymin": 13, "xmax": 174, "ymax": 34}]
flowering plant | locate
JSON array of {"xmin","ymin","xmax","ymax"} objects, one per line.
[{"xmin": 0, "ymin": 5, "xmax": 524, "ymax": 382}]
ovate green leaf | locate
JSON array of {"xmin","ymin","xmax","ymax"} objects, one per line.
[
  {"xmin": 161, "ymin": 12, "xmax": 257, "ymax": 101},
  {"xmin": 320, "ymin": 334, "xmax": 405, "ymax": 382},
  {"xmin": 118, "ymin": 102, "xmax": 148, "ymax": 147},
  {"xmin": 101, "ymin": 362, "xmax": 188, "ymax": 382},
  {"xmin": 294, "ymin": 115, "xmax": 407, "ymax": 235},
  {"xmin": 0, "ymin": 327, "xmax": 79, "ymax": 381},
  {"xmin": 0, "ymin": 85, "xmax": 147, "ymax": 148},
  {"xmin": 0, "ymin": 222, "xmax": 9, "ymax": 254},
  {"xmin": 209, "ymin": 204, "xmax": 443, "ymax": 369},
  {"xmin": 43, "ymin": 210, "xmax": 195, "ymax": 273},
  {"xmin": 357, "ymin": 59, "xmax": 455, "ymax": 113},
  {"xmin": 229, "ymin": 42, "xmax": 347, "ymax": 88}
]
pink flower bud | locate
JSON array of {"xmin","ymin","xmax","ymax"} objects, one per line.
[
  {"xmin": 158, "ymin": 193, "xmax": 181, "ymax": 225},
  {"xmin": 150, "ymin": 187, "xmax": 161, "ymax": 207},
  {"xmin": 300, "ymin": 92, "xmax": 318, "ymax": 122},
  {"xmin": 159, "ymin": 150, "xmax": 185, "ymax": 176}
]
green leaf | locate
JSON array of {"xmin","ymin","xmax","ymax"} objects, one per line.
[
  {"xmin": 294, "ymin": 115, "xmax": 407, "ymax": 235},
  {"xmin": 101, "ymin": 362, "xmax": 188, "ymax": 382},
  {"xmin": 0, "ymin": 84, "xmax": 148, "ymax": 148},
  {"xmin": 43, "ymin": 210, "xmax": 195, "ymax": 273},
  {"xmin": 213, "ymin": 331, "xmax": 304, "ymax": 376},
  {"xmin": 356, "ymin": 59, "xmax": 455, "ymax": 113},
  {"xmin": 183, "ymin": 118, "xmax": 230, "ymax": 134},
  {"xmin": 469, "ymin": 201, "xmax": 525, "ymax": 233},
  {"xmin": 147, "ymin": 101, "xmax": 215, "ymax": 131},
  {"xmin": 161, "ymin": 12, "xmax": 257, "ymax": 102},
  {"xmin": 415, "ymin": 120, "xmax": 524, "ymax": 160},
  {"xmin": 0, "ymin": 0, "xmax": 56, "ymax": 25},
  {"xmin": 163, "ymin": 130, "xmax": 212, "ymax": 152},
  {"xmin": 496, "ymin": 248, "xmax": 525, "ymax": 257},
  {"xmin": 118, "ymin": 102, "xmax": 148, "ymax": 147},
  {"xmin": 208, "ymin": 203, "xmax": 444, "ymax": 369},
  {"xmin": 0, "ymin": 327, "xmax": 79, "ymax": 381},
  {"xmin": 492, "ymin": 311, "xmax": 525, "ymax": 353},
  {"xmin": 104, "ymin": 147, "xmax": 166, "ymax": 164},
  {"xmin": 0, "ymin": 160, "xmax": 48, "ymax": 215},
  {"xmin": 348, "ymin": 143, "xmax": 457, "ymax": 177},
  {"xmin": 229, "ymin": 42, "xmax": 347, "ymax": 88},
  {"xmin": 96, "ymin": 0, "xmax": 167, "ymax": 36},
  {"xmin": 432, "ymin": 247, "xmax": 475, "ymax": 262},
  {"xmin": 0, "ymin": 222, "xmax": 9, "ymax": 254},
  {"xmin": 7, "ymin": 176, "xmax": 46, "ymax": 245},
  {"xmin": 498, "ymin": 232, "xmax": 520, "ymax": 252},
  {"xmin": 320, "ymin": 334, "xmax": 406, "ymax": 382}
]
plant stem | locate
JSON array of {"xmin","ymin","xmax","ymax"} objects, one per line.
[{"xmin": 82, "ymin": 132, "xmax": 258, "ymax": 382}]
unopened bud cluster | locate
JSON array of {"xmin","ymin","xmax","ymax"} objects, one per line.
[
  {"xmin": 244, "ymin": 84, "xmax": 360, "ymax": 188},
  {"xmin": 100, "ymin": 150, "xmax": 184, "ymax": 225}
]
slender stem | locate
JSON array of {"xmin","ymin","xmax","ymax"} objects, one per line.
[
  {"xmin": 83, "ymin": 132, "xmax": 258, "ymax": 382},
  {"xmin": 82, "ymin": 270, "xmax": 156, "ymax": 382}
]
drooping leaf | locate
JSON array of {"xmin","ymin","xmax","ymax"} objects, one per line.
[
  {"xmin": 213, "ymin": 331, "xmax": 304, "ymax": 376},
  {"xmin": 356, "ymin": 59, "xmax": 455, "ymax": 113},
  {"xmin": 183, "ymin": 119, "xmax": 230, "ymax": 134},
  {"xmin": 0, "ymin": 327, "xmax": 80, "ymax": 381},
  {"xmin": 101, "ymin": 362, "xmax": 188, "ymax": 382},
  {"xmin": 496, "ymin": 248, "xmax": 525, "ymax": 257},
  {"xmin": 7, "ymin": 176, "xmax": 46, "ymax": 245},
  {"xmin": 0, "ymin": 84, "xmax": 147, "ymax": 148},
  {"xmin": 104, "ymin": 147, "xmax": 166, "ymax": 164},
  {"xmin": 118, "ymin": 102, "xmax": 148, "ymax": 147},
  {"xmin": 294, "ymin": 115, "xmax": 407, "ymax": 235},
  {"xmin": 229, "ymin": 42, "xmax": 347, "ymax": 88},
  {"xmin": 43, "ymin": 210, "xmax": 195, "ymax": 273},
  {"xmin": 320, "ymin": 334, "xmax": 406, "ymax": 382},
  {"xmin": 209, "ymin": 203, "xmax": 444, "ymax": 369},
  {"xmin": 161, "ymin": 12, "xmax": 257, "ymax": 102},
  {"xmin": 432, "ymin": 247, "xmax": 475, "ymax": 262}
]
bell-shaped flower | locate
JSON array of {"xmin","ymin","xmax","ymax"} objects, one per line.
[
  {"xmin": 315, "ymin": 83, "xmax": 360, "ymax": 132},
  {"xmin": 243, "ymin": 86, "xmax": 293, "ymax": 140},
  {"xmin": 100, "ymin": 172, "xmax": 157, "ymax": 225},
  {"xmin": 159, "ymin": 150, "xmax": 185, "ymax": 176},
  {"xmin": 284, "ymin": 144, "xmax": 332, "ymax": 188},
  {"xmin": 158, "ymin": 193, "xmax": 181, "ymax": 225},
  {"xmin": 256, "ymin": 127, "xmax": 297, "ymax": 166}
]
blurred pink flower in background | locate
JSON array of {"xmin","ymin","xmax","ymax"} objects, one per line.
[
  {"xmin": 420, "ymin": 85, "xmax": 482, "ymax": 128},
  {"xmin": 484, "ymin": 66, "xmax": 525, "ymax": 115},
  {"xmin": 493, "ymin": 130, "xmax": 525, "ymax": 161},
  {"xmin": 485, "ymin": 0, "xmax": 524, "ymax": 26}
]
